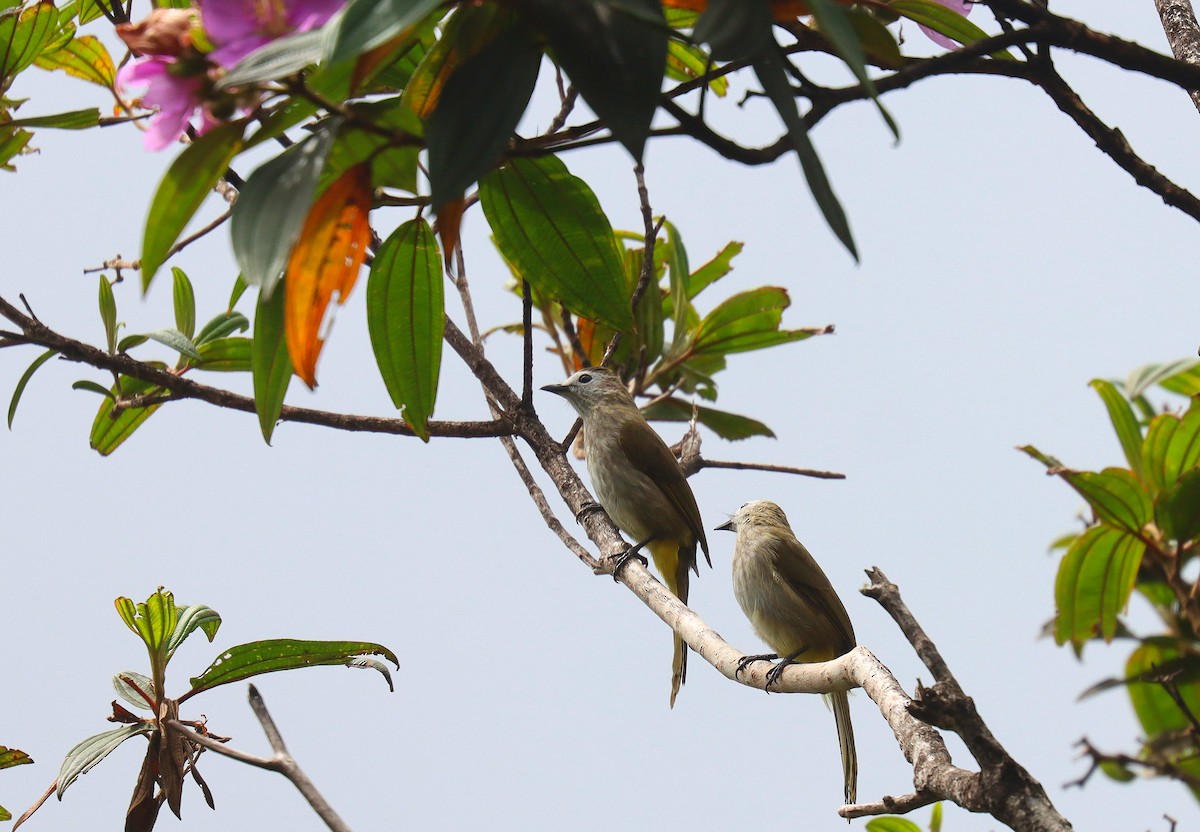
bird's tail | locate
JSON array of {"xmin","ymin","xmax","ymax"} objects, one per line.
[
  {"xmin": 650, "ymin": 540, "xmax": 690, "ymax": 709},
  {"xmin": 831, "ymin": 689, "xmax": 857, "ymax": 807}
]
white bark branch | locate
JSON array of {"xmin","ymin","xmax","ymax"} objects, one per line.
[{"xmin": 1155, "ymin": 0, "xmax": 1200, "ymax": 112}]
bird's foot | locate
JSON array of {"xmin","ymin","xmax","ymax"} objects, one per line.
[
  {"xmin": 606, "ymin": 545, "xmax": 649, "ymax": 582},
  {"xmin": 574, "ymin": 501, "xmax": 604, "ymax": 524},
  {"xmin": 735, "ymin": 653, "xmax": 780, "ymax": 681}
]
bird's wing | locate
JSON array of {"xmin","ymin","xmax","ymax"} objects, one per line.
[
  {"xmin": 617, "ymin": 419, "xmax": 710, "ymax": 566},
  {"xmin": 767, "ymin": 534, "xmax": 855, "ymax": 653}
]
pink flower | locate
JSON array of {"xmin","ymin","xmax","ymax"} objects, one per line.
[
  {"xmin": 118, "ymin": 57, "xmax": 217, "ymax": 151},
  {"xmin": 921, "ymin": 0, "xmax": 973, "ymax": 50},
  {"xmin": 198, "ymin": 0, "xmax": 344, "ymax": 67}
]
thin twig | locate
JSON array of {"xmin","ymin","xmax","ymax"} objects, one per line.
[
  {"xmin": 700, "ymin": 458, "xmax": 847, "ymax": 480},
  {"xmin": 166, "ymin": 685, "xmax": 350, "ymax": 832}
]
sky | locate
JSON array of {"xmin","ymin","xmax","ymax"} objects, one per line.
[{"xmin": 2, "ymin": 1, "xmax": 1198, "ymax": 830}]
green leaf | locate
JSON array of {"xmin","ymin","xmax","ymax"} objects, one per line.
[
  {"xmin": 0, "ymin": 2, "xmax": 58, "ymax": 82},
  {"xmin": 231, "ymin": 125, "xmax": 337, "ymax": 298},
  {"xmin": 0, "ymin": 126, "xmax": 32, "ymax": 171},
  {"xmin": 751, "ymin": 44, "xmax": 856, "ymax": 259},
  {"xmin": 112, "ymin": 671, "xmax": 155, "ymax": 710},
  {"xmin": 691, "ymin": 286, "xmax": 822, "ymax": 355},
  {"xmin": 1067, "ymin": 468, "xmax": 1154, "ymax": 536},
  {"xmin": 1098, "ymin": 759, "xmax": 1137, "ymax": 783},
  {"xmin": 1091, "ymin": 379, "xmax": 1144, "ymax": 481},
  {"xmin": 251, "ymin": 287, "xmax": 293, "ymax": 443},
  {"xmin": 664, "ymin": 221, "xmax": 691, "ymax": 345},
  {"xmin": 7, "ymin": 347, "xmax": 56, "ymax": 428},
  {"xmin": 116, "ymin": 334, "xmax": 149, "ymax": 353},
  {"xmin": 399, "ymin": 1, "xmax": 505, "ymax": 119},
  {"xmin": 323, "ymin": 0, "xmax": 442, "ymax": 65},
  {"xmin": 33, "ymin": 33, "xmax": 114, "ymax": 86},
  {"xmin": 1160, "ymin": 363, "xmax": 1200, "ymax": 397},
  {"xmin": 1125, "ymin": 359, "xmax": 1198, "ymax": 400},
  {"xmin": 118, "ymin": 588, "xmax": 179, "ymax": 659},
  {"xmin": 807, "ymin": 0, "xmax": 898, "ymax": 139},
  {"xmin": 629, "ymin": 248, "xmax": 664, "ymax": 366},
  {"xmin": 865, "ymin": 818, "xmax": 924, "ymax": 832},
  {"xmin": 141, "ymin": 121, "xmax": 245, "ymax": 291},
  {"xmin": 324, "ymin": 99, "xmax": 421, "ymax": 192},
  {"xmin": 666, "ymin": 38, "xmax": 727, "ymax": 96},
  {"xmin": 643, "ymin": 397, "xmax": 775, "ymax": 441},
  {"xmin": 693, "ymin": 0, "xmax": 772, "ymax": 61},
  {"xmin": 195, "ymin": 310, "xmax": 250, "ymax": 345},
  {"xmin": 56, "ymin": 725, "xmax": 149, "ymax": 798},
  {"xmin": 166, "ymin": 604, "xmax": 221, "ymax": 657},
  {"xmin": 4, "ymin": 106, "xmax": 98, "ymax": 128},
  {"xmin": 97, "ymin": 275, "xmax": 116, "ymax": 353},
  {"xmin": 480, "ymin": 155, "xmax": 633, "ymax": 332},
  {"xmin": 1141, "ymin": 401, "xmax": 1200, "ymax": 493},
  {"xmin": 228, "ymin": 275, "xmax": 250, "ymax": 310},
  {"xmin": 367, "ymin": 218, "xmax": 444, "ymax": 441},
  {"xmin": 524, "ymin": 0, "xmax": 667, "ymax": 160},
  {"xmin": 170, "ymin": 266, "xmax": 195, "ymax": 338},
  {"xmin": 1024, "ymin": 449, "xmax": 1154, "ymax": 537},
  {"xmin": 71, "ymin": 379, "xmax": 114, "ymax": 399},
  {"xmin": 143, "ymin": 328, "xmax": 202, "ymax": 362},
  {"xmin": 0, "ymin": 747, "xmax": 32, "ymax": 770},
  {"xmin": 889, "ymin": 0, "xmax": 1012, "ymax": 57},
  {"xmin": 1155, "ymin": 468, "xmax": 1200, "ymax": 543},
  {"xmin": 688, "ymin": 240, "xmax": 742, "ymax": 298},
  {"xmin": 194, "ymin": 337, "xmax": 252, "ymax": 372},
  {"xmin": 426, "ymin": 22, "xmax": 541, "ymax": 209},
  {"xmin": 185, "ymin": 639, "xmax": 399, "ymax": 697},
  {"xmin": 1125, "ymin": 639, "xmax": 1200, "ymax": 794},
  {"xmin": 929, "ymin": 802, "xmax": 942, "ymax": 832},
  {"xmin": 171, "ymin": 267, "xmax": 195, "ymax": 339},
  {"xmin": 1053, "ymin": 525, "xmax": 1144, "ymax": 653},
  {"xmin": 89, "ymin": 375, "xmax": 163, "ymax": 456},
  {"xmin": 217, "ymin": 28, "xmax": 324, "ymax": 89}
]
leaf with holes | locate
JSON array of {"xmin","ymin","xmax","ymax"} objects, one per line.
[
  {"xmin": 284, "ymin": 163, "xmax": 373, "ymax": 387},
  {"xmin": 185, "ymin": 639, "xmax": 399, "ymax": 697}
]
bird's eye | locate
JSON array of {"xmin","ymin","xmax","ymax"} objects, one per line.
[{"xmin": 579, "ymin": 373, "xmax": 593, "ymax": 384}]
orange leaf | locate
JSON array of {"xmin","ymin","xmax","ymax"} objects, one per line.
[
  {"xmin": 284, "ymin": 164, "xmax": 373, "ymax": 388},
  {"xmin": 435, "ymin": 196, "xmax": 464, "ymax": 270},
  {"xmin": 661, "ymin": 0, "xmax": 812, "ymax": 19}
]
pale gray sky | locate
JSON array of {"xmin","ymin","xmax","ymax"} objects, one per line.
[{"xmin": 3, "ymin": 2, "xmax": 1197, "ymax": 829}]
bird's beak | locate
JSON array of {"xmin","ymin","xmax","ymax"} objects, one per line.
[
  {"xmin": 715, "ymin": 519, "xmax": 735, "ymax": 532},
  {"xmin": 541, "ymin": 383, "xmax": 567, "ymax": 396}
]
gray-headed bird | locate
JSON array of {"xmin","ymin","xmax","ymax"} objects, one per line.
[
  {"xmin": 718, "ymin": 500, "xmax": 857, "ymax": 804},
  {"xmin": 542, "ymin": 367, "xmax": 709, "ymax": 708}
]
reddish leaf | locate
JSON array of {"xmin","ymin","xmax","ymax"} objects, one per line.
[
  {"xmin": 284, "ymin": 164, "xmax": 373, "ymax": 387},
  {"xmin": 435, "ymin": 196, "xmax": 464, "ymax": 269}
]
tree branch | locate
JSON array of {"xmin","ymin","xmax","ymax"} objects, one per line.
[
  {"xmin": 166, "ymin": 685, "xmax": 350, "ymax": 832},
  {"xmin": 0, "ymin": 294, "xmax": 511, "ymax": 439},
  {"xmin": 1154, "ymin": 0, "xmax": 1200, "ymax": 112}
]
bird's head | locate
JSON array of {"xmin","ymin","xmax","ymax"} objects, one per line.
[
  {"xmin": 716, "ymin": 500, "xmax": 791, "ymax": 533},
  {"xmin": 540, "ymin": 367, "xmax": 634, "ymax": 418}
]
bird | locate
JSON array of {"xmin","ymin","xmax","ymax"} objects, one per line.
[
  {"xmin": 717, "ymin": 500, "xmax": 857, "ymax": 805},
  {"xmin": 541, "ymin": 366, "xmax": 709, "ymax": 707}
]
